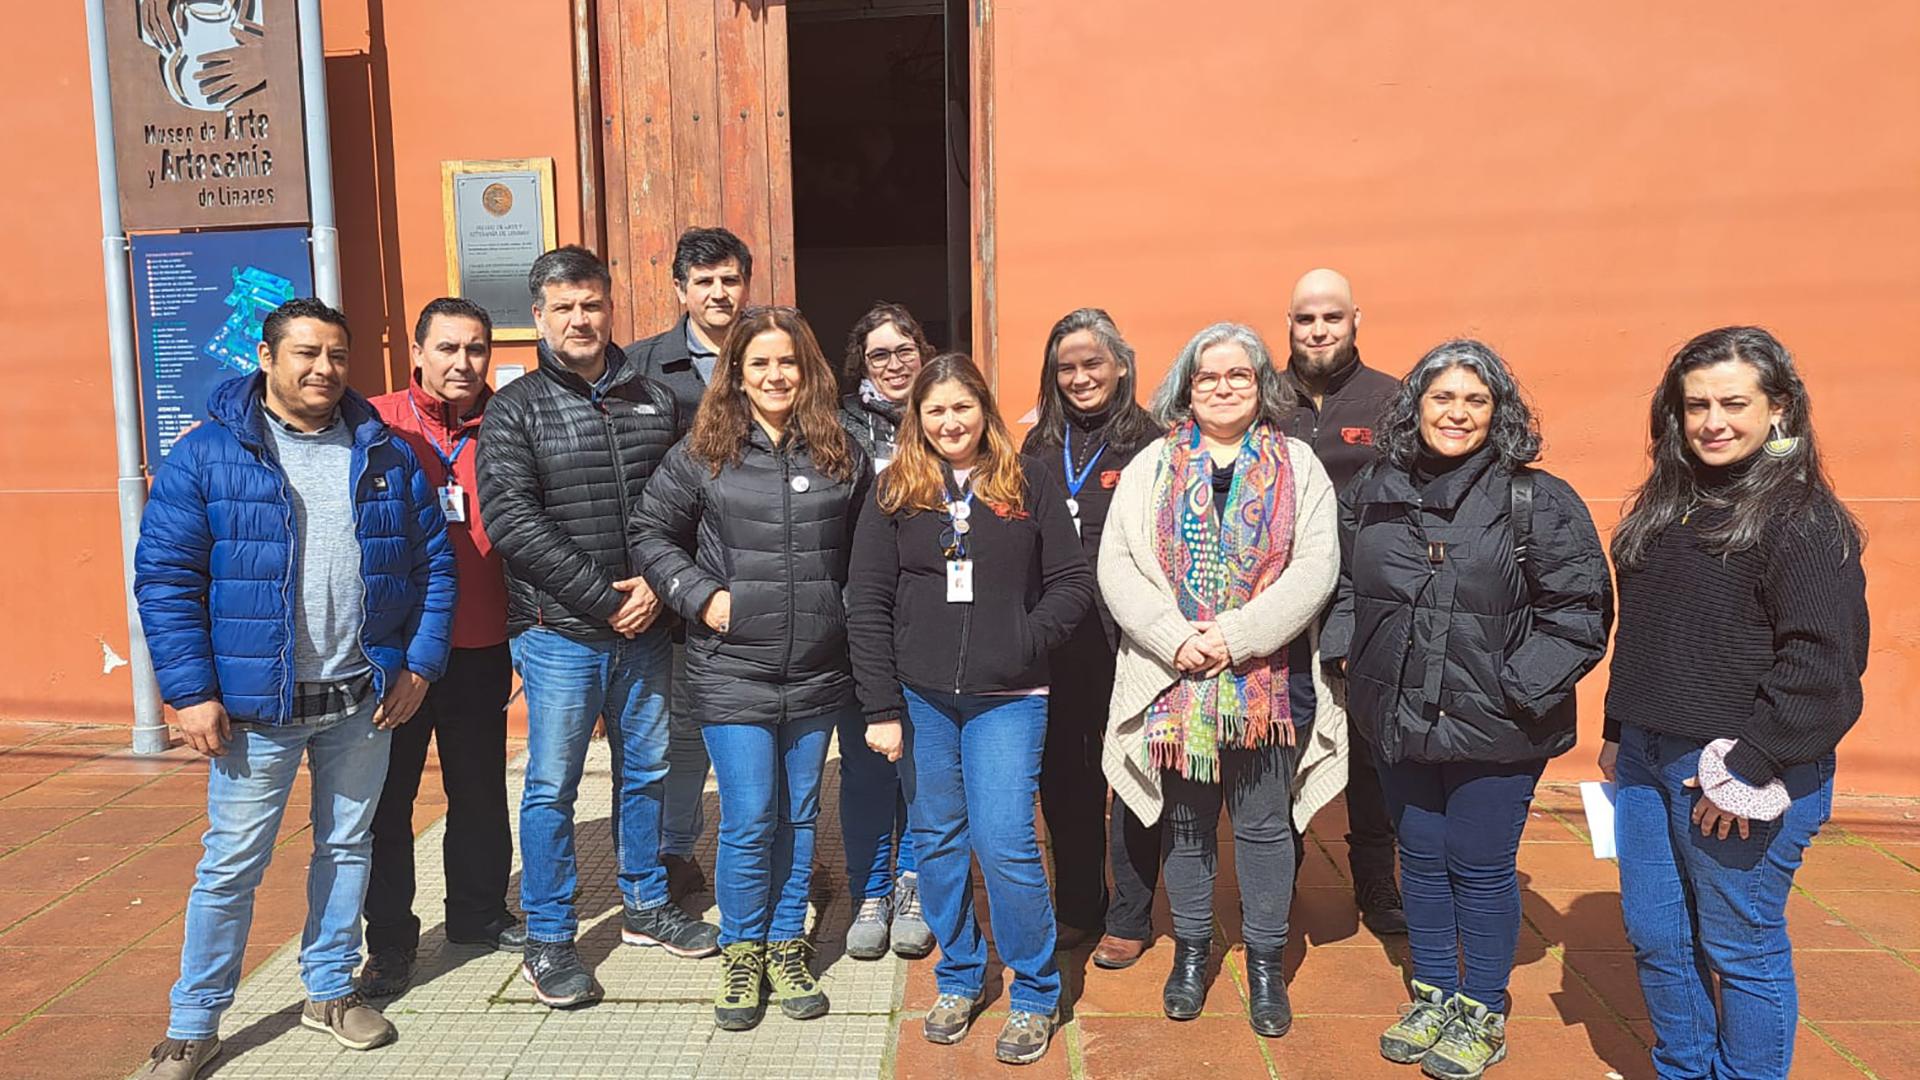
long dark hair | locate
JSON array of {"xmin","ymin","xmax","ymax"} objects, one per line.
[
  {"xmin": 686, "ymin": 306, "xmax": 856, "ymax": 483},
  {"xmin": 842, "ymin": 301, "xmax": 934, "ymax": 384},
  {"xmin": 877, "ymin": 353, "xmax": 1026, "ymax": 515},
  {"xmin": 1023, "ymin": 307, "xmax": 1161, "ymax": 453},
  {"xmin": 1375, "ymin": 339, "xmax": 1541, "ymax": 472},
  {"xmin": 1612, "ymin": 325, "xmax": 1860, "ymax": 569}
]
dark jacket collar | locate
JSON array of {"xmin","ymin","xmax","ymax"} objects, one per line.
[
  {"xmin": 535, "ymin": 341, "xmax": 632, "ymax": 397},
  {"xmin": 1365, "ymin": 445, "xmax": 1498, "ymax": 512},
  {"xmin": 1289, "ymin": 347, "xmax": 1370, "ymax": 402},
  {"xmin": 211, "ymin": 372, "xmax": 386, "ymax": 452}
]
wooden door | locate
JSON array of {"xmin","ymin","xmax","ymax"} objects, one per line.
[{"xmin": 596, "ymin": 0, "xmax": 796, "ymax": 342}]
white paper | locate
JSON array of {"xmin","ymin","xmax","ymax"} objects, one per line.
[
  {"xmin": 494, "ymin": 364, "xmax": 526, "ymax": 388},
  {"xmin": 1579, "ymin": 780, "xmax": 1618, "ymax": 860}
]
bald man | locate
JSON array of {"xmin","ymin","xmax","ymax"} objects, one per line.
[{"xmin": 1283, "ymin": 268, "xmax": 1408, "ymax": 937}]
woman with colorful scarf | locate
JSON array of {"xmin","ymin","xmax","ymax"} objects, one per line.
[
  {"xmin": 1322, "ymin": 340, "xmax": 1612, "ymax": 1079},
  {"xmin": 1099, "ymin": 322, "xmax": 1339, "ymax": 1038}
]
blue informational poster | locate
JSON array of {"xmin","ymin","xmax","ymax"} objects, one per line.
[{"xmin": 131, "ymin": 227, "xmax": 313, "ymax": 459}]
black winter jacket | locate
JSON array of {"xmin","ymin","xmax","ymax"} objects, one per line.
[
  {"xmin": 1321, "ymin": 449, "xmax": 1613, "ymax": 765},
  {"xmin": 477, "ymin": 343, "xmax": 679, "ymax": 640},
  {"xmin": 839, "ymin": 393, "xmax": 904, "ymax": 467},
  {"xmin": 624, "ymin": 315, "xmax": 711, "ymax": 437},
  {"xmin": 629, "ymin": 429, "xmax": 870, "ymax": 726},
  {"xmin": 847, "ymin": 457, "xmax": 1096, "ymax": 722}
]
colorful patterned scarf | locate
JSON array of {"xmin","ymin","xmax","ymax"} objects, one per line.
[{"xmin": 1145, "ymin": 420, "xmax": 1296, "ymax": 781}]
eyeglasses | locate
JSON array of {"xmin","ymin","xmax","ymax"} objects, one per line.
[
  {"xmin": 1192, "ymin": 368, "xmax": 1256, "ymax": 395},
  {"xmin": 865, "ymin": 344, "xmax": 922, "ymax": 369}
]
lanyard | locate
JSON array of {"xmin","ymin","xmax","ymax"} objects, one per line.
[
  {"xmin": 1062, "ymin": 427, "xmax": 1107, "ymax": 500},
  {"xmin": 407, "ymin": 397, "xmax": 473, "ymax": 470}
]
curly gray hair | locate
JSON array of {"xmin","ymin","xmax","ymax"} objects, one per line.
[
  {"xmin": 1148, "ymin": 321, "xmax": 1295, "ymax": 430},
  {"xmin": 1375, "ymin": 339, "xmax": 1541, "ymax": 471}
]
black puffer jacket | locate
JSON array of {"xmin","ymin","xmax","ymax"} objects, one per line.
[
  {"xmin": 1321, "ymin": 449, "xmax": 1613, "ymax": 765},
  {"xmin": 477, "ymin": 343, "xmax": 679, "ymax": 640},
  {"xmin": 839, "ymin": 393, "xmax": 904, "ymax": 467},
  {"xmin": 629, "ymin": 429, "xmax": 870, "ymax": 725}
]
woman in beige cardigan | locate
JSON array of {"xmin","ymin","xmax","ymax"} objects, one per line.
[{"xmin": 1098, "ymin": 322, "xmax": 1340, "ymax": 1039}]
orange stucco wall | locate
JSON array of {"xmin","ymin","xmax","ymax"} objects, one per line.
[
  {"xmin": 984, "ymin": 2, "xmax": 1920, "ymax": 794},
  {"xmin": 0, "ymin": 2, "xmax": 585, "ymax": 725}
]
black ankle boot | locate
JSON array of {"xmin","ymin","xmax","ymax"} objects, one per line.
[
  {"xmin": 1243, "ymin": 945, "xmax": 1292, "ymax": 1037},
  {"xmin": 1162, "ymin": 936, "xmax": 1211, "ymax": 1020}
]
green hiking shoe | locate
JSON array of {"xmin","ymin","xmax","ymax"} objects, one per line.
[
  {"xmin": 766, "ymin": 938, "xmax": 829, "ymax": 1020},
  {"xmin": 713, "ymin": 942, "xmax": 767, "ymax": 1031},
  {"xmin": 1420, "ymin": 993, "xmax": 1507, "ymax": 1079},
  {"xmin": 1380, "ymin": 980, "xmax": 1453, "ymax": 1063}
]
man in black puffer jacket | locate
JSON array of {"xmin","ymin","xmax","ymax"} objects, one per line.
[{"xmin": 477, "ymin": 245, "xmax": 719, "ymax": 1011}]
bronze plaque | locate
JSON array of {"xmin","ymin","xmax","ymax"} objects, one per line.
[{"xmin": 105, "ymin": 0, "xmax": 311, "ymax": 230}]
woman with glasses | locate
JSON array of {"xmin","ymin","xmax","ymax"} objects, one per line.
[
  {"xmin": 1099, "ymin": 323, "xmax": 1339, "ymax": 1038},
  {"xmin": 1017, "ymin": 309, "xmax": 1164, "ymax": 963},
  {"xmin": 629, "ymin": 307, "xmax": 869, "ymax": 1032},
  {"xmin": 1604, "ymin": 327, "xmax": 1868, "ymax": 1080},
  {"xmin": 834, "ymin": 302, "xmax": 936, "ymax": 961},
  {"xmin": 847, "ymin": 353, "xmax": 1093, "ymax": 1065},
  {"xmin": 1322, "ymin": 340, "xmax": 1612, "ymax": 1078},
  {"xmin": 839, "ymin": 302, "xmax": 932, "ymax": 469}
]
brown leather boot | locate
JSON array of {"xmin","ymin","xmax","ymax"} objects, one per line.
[{"xmin": 1091, "ymin": 933, "xmax": 1148, "ymax": 970}]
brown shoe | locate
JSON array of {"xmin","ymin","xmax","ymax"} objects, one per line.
[
  {"xmin": 300, "ymin": 991, "xmax": 397, "ymax": 1050},
  {"xmin": 1091, "ymin": 934, "xmax": 1148, "ymax": 970},
  {"xmin": 140, "ymin": 1037, "xmax": 221, "ymax": 1079}
]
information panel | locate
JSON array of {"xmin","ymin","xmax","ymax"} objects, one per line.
[
  {"xmin": 443, "ymin": 158, "xmax": 557, "ymax": 341},
  {"xmin": 132, "ymin": 227, "xmax": 313, "ymax": 459}
]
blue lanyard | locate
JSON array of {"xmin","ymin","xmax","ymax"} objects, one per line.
[
  {"xmin": 1062, "ymin": 427, "xmax": 1106, "ymax": 499},
  {"xmin": 407, "ymin": 397, "xmax": 472, "ymax": 470}
]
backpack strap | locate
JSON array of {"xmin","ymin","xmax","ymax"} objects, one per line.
[{"xmin": 1509, "ymin": 468, "xmax": 1535, "ymax": 564}]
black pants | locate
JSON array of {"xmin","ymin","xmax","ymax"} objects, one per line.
[
  {"xmin": 1105, "ymin": 792, "xmax": 1163, "ymax": 940},
  {"xmin": 1162, "ymin": 740, "xmax": 1297, "ymax": 950},
  {"xmin": 1345, "ymin": 717, "xmax": 1398, "ymax": 884},
  {"xmin": 1039, "ymin": 628, "xmax": 1115, "ymax": 933},
  {"xmin": 365, "ymin": 643, "xmax": 514, "ymax": 952}
]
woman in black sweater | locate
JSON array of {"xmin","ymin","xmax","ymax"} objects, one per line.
[
  {"xmin": 848, "ymin": 353, "xmax": 1094, "ymax": 1066},
  {"xmin": 1018, "ymin": 308, "xmax": 1162, "ymax": 961},
  {"xmin": 1604, "ymin": 326, "xmax": 1869, "ymax": 1080}
]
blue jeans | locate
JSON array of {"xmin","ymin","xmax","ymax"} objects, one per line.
[
  {"xmin": 1615, "ymin": 724, "xmax": 1834, "ymax": 1080},
  {"xmin": 168, "ymin": 698, "xmax": 390, "ymax": 1040},
  {"xmin": 701, "ymin": 711, "xmax": 835, "ymax": 944},
  {"xmin": 900, "ymin": 686, "xmax": 1058, "ymax": 1015},
  {"xmin": 661, "ymin": 641, "xmax": 711, "ymax": 858},
  {"xmin": 1378, "ymin": 756, "xmax": 1545, "ymax": 1010},
  {"xmin": 837, "ymin": 707, "xmax": 917, "ymax": 899},
  {"xmin": 511, "ymin": 627, "xmax": 672, "ymax": 943}
]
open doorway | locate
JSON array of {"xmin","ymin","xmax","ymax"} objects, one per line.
[{"xmin": 787, "ymin": 0, "xmax": 970, "ymax": 382}]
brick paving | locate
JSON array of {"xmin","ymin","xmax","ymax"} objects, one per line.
[{"xmin": 0, "ymin": 719, "xmax": 1915, "ymax": 1079}]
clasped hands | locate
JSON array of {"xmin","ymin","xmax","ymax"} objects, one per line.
[
  {"xmin": 1175, "ymin": 620, "xmax": 1232, "ymax": 677},
  {"xmin": 607, "ymin": 576, "xmax": 663, "ymax": 637}
]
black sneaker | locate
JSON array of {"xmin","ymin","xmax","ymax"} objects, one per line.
[
  {"xmin": 622, "ymin": 901, "xmax": 721, "ymax": 957},
  {"xmin": 448, "ymin": 916, "xmax": 527, "ymax": 951},
  {"xmin": 662, "ymin": 853, "xmax": 708, "ymax": 901},
  {"xmin": 1357, "ymin": 876, "xmax": 1409, "ymax": 936},
  {"xmin": 356, "ymin": 946, "xmax": 415, "ymax": 998},
  {"xmin": 520, "ymin": 939, "xmax": 604, "ymax": 1009}
]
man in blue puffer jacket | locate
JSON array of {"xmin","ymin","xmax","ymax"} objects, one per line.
[{"xmin": 133, "ymin": 298, "xmax": 455, "ymax": 1080}]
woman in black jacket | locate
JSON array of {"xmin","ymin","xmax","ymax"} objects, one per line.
[
  {"xmin": 1603, "ymin": 327, "xmax": 1868, "ymax": 1080},
  {"xmin": 1322, "ymin": 339, "xmax": 1612, "ymax": 1079},
  {"xmin": 848, "ymin": 353, "xmax": 1094, "ymax": 1066},
  {"xmin": 838, "ymin": 302, "xmax": 931, "ymax": 467},
  {"xmin": 835, "ymin": 301, "xmax": 935, "ymax": 961},
  {"xmin": 630, "ymin": 306, "xmax": 869, "ymax": 1033},
  {"xmin": 1017, "ymin": 308, "xmax": 1162, "ymax": 960}
]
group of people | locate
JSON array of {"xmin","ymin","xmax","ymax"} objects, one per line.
[{"xmin": 131, "ymin": 225, "xmax": 1869, "ymax": 1080}]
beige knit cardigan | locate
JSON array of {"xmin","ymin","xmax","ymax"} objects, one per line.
[{"xmin": 1098, "ymin": 436, "xmax": 1345, "ymax": 829}]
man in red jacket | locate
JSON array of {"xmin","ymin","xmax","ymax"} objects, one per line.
[{"xmin": 359, "ymin": 297, "xmax": 523, "ymax": 996}]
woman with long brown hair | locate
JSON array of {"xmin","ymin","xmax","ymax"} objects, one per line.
[
  {"xmin": 847, "ymin": 354, "xmax": 1093, "ymax": 1065},
  {"xmin": 630, "ymin": 306, "xmax": 869, "ymax": 1032}
]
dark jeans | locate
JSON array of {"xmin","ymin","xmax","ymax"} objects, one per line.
[
  {"xmin": 1615, "ymin": 724, "xmax": 1834, "ymax": 1080},
  {"xmin": 1378, "ymin": 756, "xmax": 1544, "ymax": 1009},
  {"xmin": 1345, "ymin": 720, "xmax": 1397, "ymax": 883},
  {"xmin": 365, "ymin": 643, "xmax": 514, "ymax": 952},
  {"xmin": 1161, "ymin": 741, "xmax": 1298, "ymax": 950},
  {"xmin": 1039, "ymin": 631, "xmax": 1113, "ymax": 933},
  {"xmin": 1105, "ymin": 794, "xmax": 1163, "ymax": 940}
]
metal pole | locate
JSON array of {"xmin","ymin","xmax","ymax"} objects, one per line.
[
  {"xmin": 297, "ymin": 0, "xmax": 341, "ymax": 306},
  {"xmin": 83, "ymin": 0, "xmax": 169, "ymax": 755}
]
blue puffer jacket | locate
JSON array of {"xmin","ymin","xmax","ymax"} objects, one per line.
[{"xmin": 134, "ymin": 374, "xmax": 457, "ymax": 724}]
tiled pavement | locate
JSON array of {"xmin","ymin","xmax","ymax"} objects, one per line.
[{"xmin": 0, "ymin": 720, "xmax": 1916, "ymax": 1079}]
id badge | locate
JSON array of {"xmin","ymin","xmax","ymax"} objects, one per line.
[
  {"xmin": 438, "ymin": 482, "xmax": 468, "ymax": 523},
  {"xmin": 945, "ymin": 559, "xmax": 974, "ymax": 603}
]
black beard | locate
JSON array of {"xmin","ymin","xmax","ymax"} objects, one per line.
[{"xmin": 1290, "ymin": 336, "xmax": 1357, "ymax": 379}]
